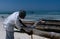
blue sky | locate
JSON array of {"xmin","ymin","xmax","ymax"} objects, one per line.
[{"xmin": 0, "ymin": 0, "xmax": 60, "ymax": 11}]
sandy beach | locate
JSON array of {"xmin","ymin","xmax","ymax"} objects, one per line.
[{"xmin": 0, "ymin": 18, "xmax": 49, "ymax": 39}]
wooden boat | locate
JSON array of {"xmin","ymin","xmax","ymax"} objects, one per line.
[
  {"xmin": 36, "ymin": 19, "xmax": 60, "ymax": 33},
  {"xmin": 15, "ymin": 19, "xmax": 60, "ymax": 39}
]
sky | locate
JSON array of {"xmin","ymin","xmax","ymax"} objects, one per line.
[{"xmin": 0, "ymin": 0, "xmax": 60, "ymax": 11}]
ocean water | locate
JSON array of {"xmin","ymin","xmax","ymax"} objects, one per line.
[{"xmin": 0, "ymin": 10, "xmax": 60, "ymax": 21}]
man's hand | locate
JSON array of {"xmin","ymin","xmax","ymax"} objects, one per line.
[{"xmin": 26, "ymin": 30, "xmax": 33, "ymax": 35}]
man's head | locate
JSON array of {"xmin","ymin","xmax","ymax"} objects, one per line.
[{"xmin": 19, "ymin": 10, "xmax": 26, "ymax": 19}]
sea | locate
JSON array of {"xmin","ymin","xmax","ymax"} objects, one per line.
[{"xmin": 0, "ymin": 10, "xmax": 60, "ymax": 21}]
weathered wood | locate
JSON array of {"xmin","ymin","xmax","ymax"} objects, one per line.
[
  {"xmin": 36, "ymin": 26, "xmax": 60, "ymax": 33},
  {"xmin": 41, "ymin": 19, "xmax": 60, "ymax": 25},
  {"xmin": 14, "ymin": 28, "xmax": 60, "ymax": 39},
  {"xmin": 42, "ymin": 19, "xmax": 60, "ymax": 22},
  {"xmin": 15, "ymin": 19, "xmax": 60, "ymax": 39},
  {"xmin": 22, "ymin": 20, "xmax": 60, "ymax": 33},
  {"xmin": 22, "ymin": 21, "xmax": 35, "ymax": 25},
  {"xmin": 33, "ymin": 29, "xmax": 60, "ymax": 39},
  {"xmin": 22, "ymin": 19, "xmax": 60, "ymax": 26},
  {"xmin": 35, "ymin": 19, "xmax": 60, "ymax": 33}
]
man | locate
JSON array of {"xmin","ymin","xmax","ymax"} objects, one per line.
[{"xmin": 3, "ymin": 10, "xmax": 33, "ymax": 39}]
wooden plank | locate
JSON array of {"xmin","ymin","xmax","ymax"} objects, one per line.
[
  {"xmin": 42, "ymin": 19, "xmax": 60, "ymax": 22},
  {"xmin": 22, "ymin": 21, "xmax": 35, "ymax": 25},
  {"xmin": 33, "ymin": 29, "xmax": 60, "ymax": 39},
  {"xmin": 14, "ymin": 28, "xmax": 60, "ymax": 39}
]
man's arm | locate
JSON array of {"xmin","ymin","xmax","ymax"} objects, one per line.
[
  {"xmin": 19, "ymin": 19, "xmax": 27, "ymax": 27},
  {"xmin": 15, "ymin": 19, "xmax": 34, "ymax": 35}
]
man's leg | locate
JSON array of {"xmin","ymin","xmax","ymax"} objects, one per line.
[{"xmin": 6, "ymin": 30, "xmax": 14, "ymax": 39}]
